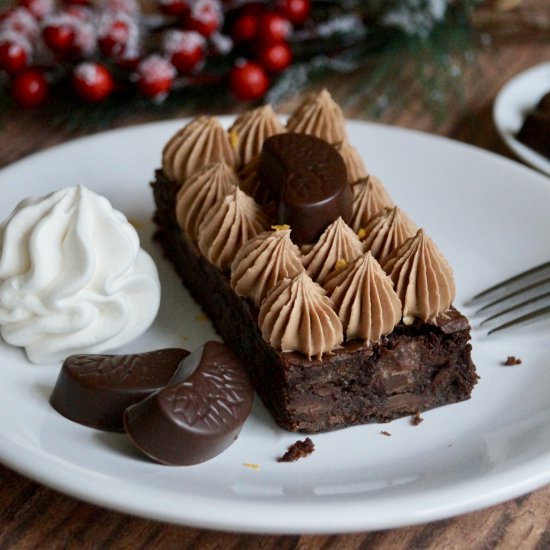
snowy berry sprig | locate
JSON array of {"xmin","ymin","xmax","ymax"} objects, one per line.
[{"xmin": 0, "ymin": 0, "xmax": 311, "ymax": 110}]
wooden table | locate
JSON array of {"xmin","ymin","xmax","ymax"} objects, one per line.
[{"xmin": 1, "ymin": 2, "xmax": 549, "ymax": 547}]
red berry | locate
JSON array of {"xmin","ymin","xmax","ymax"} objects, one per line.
[
  {"xmin": 276, "ymin": 0, "xmax": 310, "ymax": 26},
  {"xmin": 11, "ymin": 68, "xmax": 48, "ymax": 108},
  {"xmin": 42, "ymin": 17, "xmax": 76, "ymax": 54},
  {"xmin": 229, "ymin": 60, "xmax": 269, "ymax": 101},
  {"xmin": 231, "ymin": 12, "xmax": 258, "ymax": 43},
  {"xmin": 183, "ymin": 0, "xmax": 222, "ymax": 38},
  {"xmin": 158, "ymin": 0, "xmax": 187, "ymax": 16},
  {"xmin": 0, "ymin": 33, "xmax": 30, "ymax": 74},
  {"xmin": 257, "ymin": 11, "xmax": 291, "ymax": 44},
  {"xmin": 258, "ymin": 41, "xmax": 292, "ymax": 73},
  {"xmin": 98, "ymin": 15, "xmax": 133, "ymax": 58},
  {"xmin": 136, "ymin": 55, "xmax": 176, "ymax": 98},
  {"xmin": 73, "ymin": 62, "xmax": 114, "ymax": 102},
  {"xmin": 162, "ymin": 30, "xmax": 205, "ymax": 74}
]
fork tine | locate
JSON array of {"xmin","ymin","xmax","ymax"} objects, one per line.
[
  {"xmin": 474, "ymin": 279, "xmax": 550, "ymax": 317},
  {"xmin": 487, "ymin": 305, "xmax": 550, "ymax": 335},
  {"xmin": 470, "ymin": 260, "xmax": 550, "ymax": 304},
  {"xmin": 479, "ymin": 290, "xmax": 550, "ymax": 327}
]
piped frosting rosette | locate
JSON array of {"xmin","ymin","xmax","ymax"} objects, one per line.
[
  {"xmin": 231, "ymin": 226, "xmax": 304, "ymax": 308},
  {"xmin": 286, "ymin": 89, "xmax": 347, "ymax": 145},
  {"xmin": 228, "ymin": 105, "xmax": 285, "ymax": 168},
  {"xmin": 324, "ymin": 252, "xmax": 401, "ymax": 342},
  {"xmin": 361, "ymin": 206, "xmax": 417, "ymax": 265},
  {"xmin": 197, "ymin": 186, "xmax": 269, "ymax": 271},
  {"xmin": 383, "ymin": 229, "xmax": 456, "ymax": 324},
  {"xmin": 162, "ymin": 116, "xmax": 238, "ymax": 183},
  {"xmin": 0, "ymin": 186, "xmax": 160, "ymax": 364},
  {"xmin": 176, "ymin": 161, "xmax": 238, "ymax": 242},
  {"xmin": 258, "ymin": 271, "xmax": 343, "ymax": 359}
]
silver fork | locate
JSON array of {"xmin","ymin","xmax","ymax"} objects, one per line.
[{"xmin": 469, "ymin": 261, "xmax": 550, "ymax": 334}]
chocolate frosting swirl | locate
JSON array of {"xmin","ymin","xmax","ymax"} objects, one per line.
[
  {"xmin": 382, "ymin": 228, "xmax": 456, "ymax": 324},
  {"xmin": 336, "ymin": 140, "xmax": 368, "ymax": 184},
  {"xmin": 286, "ymin": 89, "xmax": 347, "ymax": 144},
  {"xmin": 230, "ymin": 227, "xmax": 304, "ymax": 308},
  {"xmin": 361, "ymin": 206, "xmax": 417, "ymax": 265},
  {"xmin": 176, "ymin": 162, "xmax": 238, "ymax": 242},
  {"xmin": 228, "ymin": 105, "xmax": 285, "ymax": 167},
  {"xmin": 162, "ymin": 116, "xmax": 238, "ymax": 183},
  {"xmin": 350, "ymin": 175, "xmax": 395, "ymax": 233},
  {"xmin": 302, "ymin": 217, "xmax": 362, "ymax": 285},
  {"xmin": 197, "ymin": 186, "xmax": 269, "ymax": 271},
  {"xmin": 258, "ymin": 272, "xmax": 343, "ymax": 359},
  {"xmin": 324, "ymin": 251, "xmax": 402, "ymax": 342}
]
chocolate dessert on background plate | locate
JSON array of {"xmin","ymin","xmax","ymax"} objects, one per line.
[
  {"xmin": 152, "ymin": 91, "xmax": 478, "ymax": 433},
  {"xmin": 516, "ymin": 91, "xmax": 550, "ymax": 159}
]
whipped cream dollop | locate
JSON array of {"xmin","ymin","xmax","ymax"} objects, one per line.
[
  {"xmin": 382, "ymin": 228, "xmax": 456, "ymax": 324},
  {"xmin": 0, "ymin": 186, "xmax": 160, "ymax": 364},
  {"xmin": 258, "ymin": 271, "xmax": 343, "ymax": 359},
  {"xmin": 350, "ymin": 174, "xmax": 395, "ymax": 233},
  {"xmin": 324, "ymin": 252, "xmax": 401, "ymax": 342}
]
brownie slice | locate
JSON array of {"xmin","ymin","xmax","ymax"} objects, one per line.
[
  {"xmin": 152, "ymin": 170, "xmax": 478, "ymax": 433},
  {"xmin": 517, "ymin": 91, "xmax": 550, "ymax": 159}
]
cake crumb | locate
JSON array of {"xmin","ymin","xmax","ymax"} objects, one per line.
[
  {"xmin": 503, "ymin": 356, "xmax": 522, "ymax": 366},
  {"xmin": 411, "ymin": 412, "xmax": 424, "ymax": 426},
  {"xmin": 243, "ymin": 463, "xmax": 260, "ymax": 470},
  {"xmin": 277, "ymin": 438, "xmax": 315, "ymax": 462},
  {"xmin": 380, "ymin": 430, "xmax": 391, "ymax": 437}
]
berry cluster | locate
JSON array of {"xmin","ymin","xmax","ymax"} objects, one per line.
[
  {"xmin": 228, "ymin": 0, "xmax": 309, "ymax": 100},
  {"xmin": 0, "ymin": 0, "xmax": 310, "ymax": 109}
]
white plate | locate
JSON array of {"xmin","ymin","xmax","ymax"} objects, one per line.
[
  {"xmin": 1, "ymin": 119, "xmax": 550, "ymax": 535},
  {"xmin": 493, "ymin": 62, "xmax": 550, "ymax": 176}
]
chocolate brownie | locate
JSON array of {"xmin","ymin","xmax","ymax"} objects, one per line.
[{"xmin": 152, "ymin": 170, "xmax": 478, "ymax": 433}]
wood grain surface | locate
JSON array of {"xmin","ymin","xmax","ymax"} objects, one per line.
[{"xmin": 0, "ymin": 2, "xmax": 549, "ymax": 548}]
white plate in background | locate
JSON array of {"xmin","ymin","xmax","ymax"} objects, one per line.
[
  {"xmin": 493, "ymin": 61, "xmax": 550, "ymax": 177},
  {"xmin": 0, "ymin": 120, "xmax": 550, "ymax": 533}
]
